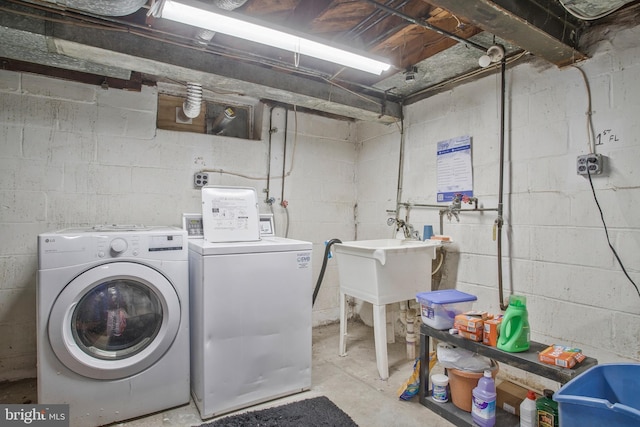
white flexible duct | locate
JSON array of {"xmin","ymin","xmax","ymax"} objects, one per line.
[
  {"xmin": 187, "ymin": 0, "xmax": 247, "ymax": 116},
  {"xmin": 195, "ymin": 0, "xmax": 248, "ymax": 44},
  {"xmin": 182, "ymin": 82, "xmax": 203, "ymax": 118},
  {"xmin": 42, "ymin": 0, "xmax": 148, "ymax": 17},
  {"xmin": 213, "ymin": 0, "xmax": 248, "ymax": 10}
]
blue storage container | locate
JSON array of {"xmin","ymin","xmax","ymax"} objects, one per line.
[{"xmin": 553, "ymin": 363, "xmax": 640, "ymax": 427}]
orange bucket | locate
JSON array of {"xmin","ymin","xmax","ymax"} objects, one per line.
[{"xmin": 447, "ymin": 361, "xmax": 499, "ymax": 412}]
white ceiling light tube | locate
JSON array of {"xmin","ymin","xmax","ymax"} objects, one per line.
[{"xmin": 150, "ymin": 0, "xmax": 391, "ymax": 75}]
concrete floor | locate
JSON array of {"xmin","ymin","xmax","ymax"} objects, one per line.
[{"xmin": 0, "ymin": 321, "xmax": 454, "ymax": 427}]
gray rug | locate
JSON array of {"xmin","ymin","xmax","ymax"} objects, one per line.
[{"xmin": 199, "ymin": 396, "xmax": 358, "ymax": 427}]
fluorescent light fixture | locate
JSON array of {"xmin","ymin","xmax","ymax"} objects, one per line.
[{"xmin": 150, "ymin": 0, "xmax": 391, "ymax": 75}]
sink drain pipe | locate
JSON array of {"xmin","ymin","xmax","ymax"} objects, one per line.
[{"xmin": 312, "ymin": 239, "xmax": 342, "ymax": 307}]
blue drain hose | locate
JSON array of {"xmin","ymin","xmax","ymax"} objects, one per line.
[{"xmin": 312, "ymin": 239, "xmax": 342, "ymax": 307}]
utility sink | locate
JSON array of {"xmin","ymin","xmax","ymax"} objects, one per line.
[
  {"xmin": 334, "ymin": 238, "xmax": 441, "ymax": 380},
  {"xmin": 334, "ymin": 239, "xmax": 440, "ymax": 305}
]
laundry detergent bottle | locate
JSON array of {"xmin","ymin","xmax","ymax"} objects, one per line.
[
  {"xmin": 471, "ymin": 370, "xmax": 496, "ymax": 427},
  {"xmin": 497, "ymin": 295, "xmax": 530, "ymax": 352}
]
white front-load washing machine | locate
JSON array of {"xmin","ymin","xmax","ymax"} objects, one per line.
[{"xmin": 37, "ymin": 225, "xmax": 190, "ymax": 427}]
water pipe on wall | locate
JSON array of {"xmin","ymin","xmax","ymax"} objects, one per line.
[
  {"xmin": 393, "ymin": 76, "xmax": 508, "ymax": 311},
  {"xmin": 395, "ymin": 107, "xmax": 406, "ymax": 207},
  {"xmin": 396, "ymin": 201, "xmax": 497, "ymax": 236},
  {"xmin": 280, "ymin": 108, "xmax": 290, "ymax": 237},
  {"xmin": 392, "ymin": 58, "xmax": 508, "ymax": 310},
  {"xmin": 496, "ymin": 58, "xmax": 508, "ymax": 311},
  {"xmin": 265, "ymin": 106, "xmax": 276, "ymax": 205}
]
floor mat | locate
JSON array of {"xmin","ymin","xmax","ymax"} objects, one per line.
[{"xmin": 198, "ymin": 396, "xmax": 358, "ymax": 427}]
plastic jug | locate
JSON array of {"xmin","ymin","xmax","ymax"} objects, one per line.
[
  {"xmin": 520, "ymin": 390, "xmax": 537, "ymax": 427},
  {"xmin": 497, "ymin": 295, "xmax": 530, "ymax": 352},
  {"xmin": 471, "ymin": 370, "xmax": 496, "ymax": 427}
]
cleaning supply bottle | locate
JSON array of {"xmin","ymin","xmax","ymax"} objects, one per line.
[
  {"xmin": 471, "ymin": 370, "xmax": 496, "ymax": 427},
  {"xmin": 497, "ymin": 295, "xmax": 530, "ymax": 352},
  {"xmin": 536, "ymin": 389, "xmax": 559, "ymax": 427},
  {"xmin": 519, "ymin": 390, "xmax": 537, "ymax": 427}
]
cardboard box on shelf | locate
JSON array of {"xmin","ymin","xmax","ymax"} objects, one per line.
[
  {"xmin": 458, "ymin": 330, "xmax": 483, "ymax": 342},
  {"xmin": 483, "ymin": 316, "xmax": 503, "ymax": 347},
  {"xmin": 463, "ymin": 310, "xmax": 492, "ymax": 320},
  {"xmin": 539, "ymin": 344, "xmax": 586, "ymax": 368},
  {"xmin": 454, "ymin": 313, "xmax": 485, "ymax": 333},
  {"xmin": 496, "ymin": 380, "xmax": 532, "ymax": 416}
]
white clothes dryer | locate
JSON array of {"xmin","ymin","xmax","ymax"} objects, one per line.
[{"xmin": 37, "ymin": 225, "xmax": 190, "ymax": 427}]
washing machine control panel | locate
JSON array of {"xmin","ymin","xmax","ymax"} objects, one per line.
[
  {"xmin": 38, "ymin": 227, "xmax": 187, "ymax": 268},
  {"xmin": 97, "ymin": 235, "xmax": 140, "ymax": 258},
  {"xmin": 98, "ymin": 234, "xmax": 183, "ymax": 258}
]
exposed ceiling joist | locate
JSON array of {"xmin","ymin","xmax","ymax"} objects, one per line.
[{"xmin": 0, "ymin": 0, "xmax": 402, "ymax": 122}]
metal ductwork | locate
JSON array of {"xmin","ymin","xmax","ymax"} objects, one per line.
[
  {"xmin": 194, "ymin": 29, "xmax": 217, "ymax": 46},
  {"xmin": 558, "ymin": 0, "xmax": 637, "ymax": 20},
  {"xmin": 42, "ymin": 0, "xmax": 148, "ymax": 17},
  {"xmin": 209, "ymin": 107, "xmax": 236, "ymax": 135}
]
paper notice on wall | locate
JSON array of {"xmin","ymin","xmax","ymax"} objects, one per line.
[{"xmin": 436, "ymin": 135, "xmax": 473, "ymax": 202}]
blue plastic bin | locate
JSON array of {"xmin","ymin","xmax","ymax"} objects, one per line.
[{"xmin": 553, "ymin": 363, "xmax": 640, "ymax": 427}]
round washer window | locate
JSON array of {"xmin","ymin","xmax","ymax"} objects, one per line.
[
  {"xmin": 72, "ymin": 279, "xmax": 163, "ymax": 360},
  {"xmin": 48, "ymin": 261, "xmax": 181, "ymax": 380}
]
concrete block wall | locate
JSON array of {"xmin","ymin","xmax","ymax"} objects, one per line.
[
  {"xmin": 354, "ymin": 23, "xmax": 640, "ymax": 364},
  {"xmin": 0, "ymin": 73, "xmax": 356, "ymax": 381}
]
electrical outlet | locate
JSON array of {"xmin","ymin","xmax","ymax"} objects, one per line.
[
  {"xmin": 194, "ymin": 172, "xmax": 209, "ymax": 187},
  {"xmin": 577, "ymin": 154, "xmax": 604, "ymax": 176}
]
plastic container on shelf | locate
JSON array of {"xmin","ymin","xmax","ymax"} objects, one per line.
[
  {"xmin": 431, "ymin": 374, "xmax": 449, "ymax": 403},
  {"xmin": 553, "ymin": 363, "xmax": 640, "ymax": 427},
  {"xmin": 497, "ymin": 294, "xmax": 530, "ymax": 352},
  {"xmin": 519, "ymin": 390, "xmax": 537, "ymax": 427},
  {"xmin": 471, "ymin": 370, "xmax": 497, "ymax": 427},
  {"xmin": 416, "ymin": 289, "xmax": 477, "ymax": 330},
  {"xmin": 537, "ymin": 389, "xmax": 559, "ymax": 427}
]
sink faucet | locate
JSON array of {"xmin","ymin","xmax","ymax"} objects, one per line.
[
  {"xmin": 387, "ymin": 218, "xmax": 420, "ymax": 240},
  {"xmin": 446, "ymin": 193, "xmax": 479, "ymax": 222},
  {"xmin": 447, "ymin": 196, "xmax": 461, "ymax": 222}
]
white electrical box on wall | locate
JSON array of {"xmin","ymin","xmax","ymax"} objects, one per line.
[{"xmin": 577, "ymin": 154, "xmax": 604, "ymax": 176}]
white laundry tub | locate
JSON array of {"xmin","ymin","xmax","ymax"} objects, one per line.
[{"xmin": 334, "ymin": 239, "xmax": 440, "ymax": 305}]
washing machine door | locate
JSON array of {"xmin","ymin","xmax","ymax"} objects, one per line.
[{"xmin": 48, "ymin": 262, "xmax": 181, "ymax": 380}]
